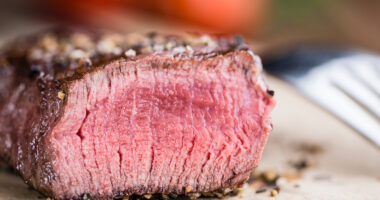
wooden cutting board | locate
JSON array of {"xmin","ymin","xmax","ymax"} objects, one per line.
[{"xmin": 1, "ymin": 76, "xmax": 379, "ymax": 200}]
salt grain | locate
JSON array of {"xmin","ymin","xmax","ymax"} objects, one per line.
[
  {"xmin": 112, "ymin": 47, "xmax": 122, "ymax": 55},
  {"xmin": 124, "ymin": 49, "xmax": 136, "ymax": 57},
  {"xmin": 97, "ymin": 38, "xmax": 116, "ymax": 54},
  {"xmin": 186, "ymin": 45, "xmax": 194, "ymax": 54},
  {"xmin": 70, "ymin": 49, "xmax": 87, "ymax": 60},
  {"xmin": 173, "ymin": 46, "xmax": 186, "ymax": 54},
  {"xmin": 165, "ymin": 41, "xmax": 176, "ymax": 50},
  {"xmin": 28, "ymin": 48, "xmax": 44, "ymax": 61},
  {"xmin": 276, "ymin": 177, "xmax": 287, "ymax": 187},
  {"xmin": 71, "ymin": 33, "xmax": 93, "ymax": 49},
  {"xmin": 40, "ymin": 34, "xmax": 58, "ymax": 52},
  {"xmin": 199, "ymin": 35, "xmax": 216, "ymax": 47},
  {"xmin": 153, "ymin": 44, "xmax": 165, "ymax": 51},
  {"xmin": 125, "ymin": 33, "xmax": 145, "ymax": 46}
]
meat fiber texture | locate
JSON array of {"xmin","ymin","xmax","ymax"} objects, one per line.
[{"xmin": 0, "ymin": 30, "xmax": 275, "ymax": 199}]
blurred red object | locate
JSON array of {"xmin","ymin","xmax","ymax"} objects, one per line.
[
  {"xmin": 159, "ymin": 0, "xmax": 267, "ymax": 33},
  {"xmin": 39, "ymin": 0, "xmax": 268, "ymax": 34}
]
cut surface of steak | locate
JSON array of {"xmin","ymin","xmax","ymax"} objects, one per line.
[{"xmin": 0, "ymin": 30, "xmax": 275, "ymax": 199}]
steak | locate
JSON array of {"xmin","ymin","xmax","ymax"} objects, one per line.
[{"xmin": 0, "ymin": 30, "xmax": 275, "ymax": 199}]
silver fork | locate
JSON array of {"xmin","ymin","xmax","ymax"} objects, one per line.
[{"xmin": 265, "ymin": 48, "xmax": 380, "ymax": 148}]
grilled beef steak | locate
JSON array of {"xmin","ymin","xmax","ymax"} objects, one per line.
[{"xmin": 0, "ymin": 30, "xmax": 275, "ymax": 199}]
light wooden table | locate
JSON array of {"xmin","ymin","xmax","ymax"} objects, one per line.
[{"xmin": 1, "ymin": 76, "xmax": 379, "ymax": 200}]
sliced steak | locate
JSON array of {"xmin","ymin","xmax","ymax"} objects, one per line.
[{"xmin": 0, "ymin": 30, "xmax": 275, "ymax": 199}]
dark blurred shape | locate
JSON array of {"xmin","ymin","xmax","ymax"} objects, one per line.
[{"xmin": 264, "ymin": 47, "xmax": 352, "ymax": 75}]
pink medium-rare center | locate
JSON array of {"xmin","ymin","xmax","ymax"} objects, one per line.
[{"xmin": 50, "ymin": 52, "xmax": 274, "ymax": 197}]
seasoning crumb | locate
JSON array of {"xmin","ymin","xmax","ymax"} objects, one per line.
[
  {"xmin": 70, "ymin": 49, "xmax": 87, "ymax": 60},
  {"xmin": 199, "ymin": 35, "xmax": 216, "ymax": 47},
  {"xmin": 71, "ymin": 33, "xmax": 93, "ymax": 50},
  {"xmin": 281, "ymin": 173, "xmax": 302, "ymax": 182},
  {"xmin": 267, "ymin": 89, "xmax": 275, "ymax": 96},
  {"xmin": 124, "ymin": 49, "xmax": 136, "ymax": 57},
  {"xmin": 250, "ymin": 179, "xmax": 265, "ymax": 191},
  {"xmin": 185, "ymin": 186, "xmax": 193, "ymax": 193},
  {"xmin": 255, "ymin": 188, "xmax": 267, "ymax": 193},
  {"xmin": 112, "ymin": 47, "xmax": 123, "ymax": 55},
  {"xmin": 143, "ymin": 194, "xmax": 152, "ymax": 199},
  {"xmin": 125, "ymin": 33, "xmax": 145, "ymax": 46},
  {"xmin": 141, "ymin": 46, "xmax": 153, "ymax": 54},
  {"xmin": 201, "ymin": 192, "xmax": 214, "ymax": 197},
  {"xmin": 153, "ymin": 44, "xmax": 165, "ymax": 51},
  {"xmin": 290, "ymin": 158, "xmax": 315, "ymax": 171},
  {"xmin": 276, "ymin": 177, "xmax": 287, "ymax": 187},
  {"xmin": 58, "ymin": 91, "xmax": 65, "ymax": 100},
  {"xmin": 165, "ymin": 41, "xmax": 176, "ymax": 50},
  {"xmin": 97, "ymin": 38, "xmax": 116, "ymax": 54},
  {"xmin": 189, "ymin": 193, "xmax": 200, "ymax": 199},
  {"xmin": 40, "ymin": 34, "xmax": 58, "ymax": 52},
  {"xmin": 28, "ymin": 47, "xmax": 44, "ymax": 61},
  {"xmin": 262, "ymin": 169, "xmax": 278, "ymax": 183},
  {"xmin": 186, "ymin": 45, "xmax": 194, "ymax": 54},
  {"xmin": 270, "ymin": 189, "xmax": 278, "ymax": 197},
  {"xmin": 214, "ymin": 192, "xmax": 223, "ymax": 198},
  {"xmin": 297, "ymin": 143, "xmax": 323, "ymax": 155},
  {"xmin": 46, "ymin": 197, "xmax": 52, "ymax": 200},
  {"xmin": 173, "ymin": 46, "xmax": 186, "ymax": 54},
  {"xmin": 223, "ymin": 188, "xmax": 232, "ymax": 195}
]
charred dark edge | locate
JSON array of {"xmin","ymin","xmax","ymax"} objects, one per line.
[
  {"xmin": 0, "ymin": 28, "xmax": 249, "ymax": 82},
  {"xmin": 62, "ymin": 48, "xmax": 251, "ymax": 83},
  {"xmin": 51, "ymin": 180, "xmax": 247, "ymax": 200},
  {"xmin": 266, "ymin": 89, "xmax": 275, "ymax": 96},
  {"xmin": 10, "ymin": 79, "xmax": 69, "ymax": 198}
]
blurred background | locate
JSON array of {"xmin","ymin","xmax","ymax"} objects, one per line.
[
  {"xmin": 1, "ymin": 1, "xmax": 380, "ymax": 199},
  {"xmin": 1, "ymin": 0, "xmax": 380, "ymax": 58}
]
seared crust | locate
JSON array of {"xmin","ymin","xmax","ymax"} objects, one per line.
[
  {"xmin": 0, "ymin": 29, "xmax": 272, "ymax": 200},
  {"xmin": 1, "ymin": 29, "xmax": 248, "ymax": 82}
]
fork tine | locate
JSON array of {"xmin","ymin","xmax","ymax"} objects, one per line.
[
  {"xmin": 347, "ymin": 56, "xmax": 380, "ymax": 98},
  {"xmin": 291, "ymin": 57, "xmax": 380, "ymax": 148},
  {"xmin": 266, "ymin": 49, "xmax": 380, "ymax": 148},
  {"xmin": 349, "ymin": 66, "xmax": 380, "ymax": 99},
  {"xmin": 329, "ymin": 65, "xmax": 380, "ymax": 120},
  {"xmin": 296, "ymin": 80, "xmax": 380, "ymax": 147}
]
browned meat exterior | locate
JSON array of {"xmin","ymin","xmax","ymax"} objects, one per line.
[{"xmin": 0, "ymin": 29, "xmax": 275, "ymax": 199}]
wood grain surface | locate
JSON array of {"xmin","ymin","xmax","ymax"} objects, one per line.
[{"xmin": 1, "ymin": 76, "xmax": 380, "ymax": 200}]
